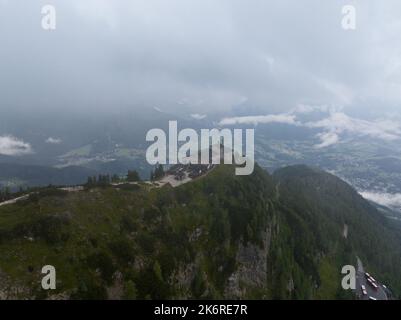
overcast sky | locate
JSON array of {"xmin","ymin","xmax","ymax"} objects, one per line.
[{"xmin": 1, "ymin": 0, "xmax": 401, "ymax": 117}]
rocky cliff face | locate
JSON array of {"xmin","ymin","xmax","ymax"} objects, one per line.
[
  {"xmin": 0, "ymin": 269, "xmax": 30, "ymax": 299},
  {"xmin": 224, "ymin": 228, "xmax": 272, "ymax": 299}
]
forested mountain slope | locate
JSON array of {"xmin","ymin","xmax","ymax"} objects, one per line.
[{"xmin": 0, "ymin": 164, "xmax": 400, "ymax": 299}]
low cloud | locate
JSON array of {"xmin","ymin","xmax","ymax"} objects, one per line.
[
  {"xmin": 360, "ymin": 191, "xmax": 401, "ymax": 211},
  {"xmin": 315, "ymin": 131, "xmax": 339, "ymax": 148},
  {"xmin": 219, "ymin": 105, "xmax": 401, "ymax": 148},
  {"xmin": 0, "ymin": 135, "xmax": 33, "ymax": 156},
  {"xmin": 46, "ymin": 137, "xmax": 62, "ymax": 144},
  {"xmin": 190, "ymin": 114, "xmax": 207, "ymax": 120},
  {"xmin": 219, "ymin": 114, "xmax": 297, "ymax": 126},
  {"xmin": 306, "ymin": 112, "xmax": 401, "ymax": 147}
]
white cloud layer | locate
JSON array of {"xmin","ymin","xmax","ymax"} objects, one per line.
[
  {"xmin": 0, "ymin": 135, "xmax": 33, "ymax": 156},
  {"xmin": 360, "ymin": 191, "xmax": 401, "ymax": 211},
  {"xmin": 219, "ymin": 105, "xmax": 401, "ymax": 148},
  {"xmin": 45, "ymin": 137, "xmax": 62, "ymax": 144},
  {"xmin": 190, "ymin": 114, "xmax": 207, "ymax": 120},
  {"xmin": 315, "ymin": 131, "xmax": 340, "ymax": 148},
  {"xmin": 219, "ymin": 114, "xmax": 297, "ymax": 126},
  {"xmin": 306, "ymin": 111, "xmax": 401, "ymax": 148}
]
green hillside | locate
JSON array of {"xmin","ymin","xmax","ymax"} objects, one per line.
[{"xmin": 0, "ymin": 164, "xmax": 400, "ymax": 299}]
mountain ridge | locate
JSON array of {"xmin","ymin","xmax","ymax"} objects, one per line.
[{"xmin": 0, "ymin": 163, "xmax": 400, "ymax": 299}]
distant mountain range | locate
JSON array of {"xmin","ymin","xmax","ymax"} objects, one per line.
[{"xmin": 0, "ymin": 163, "xmax": 97, "ymax": 189}]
